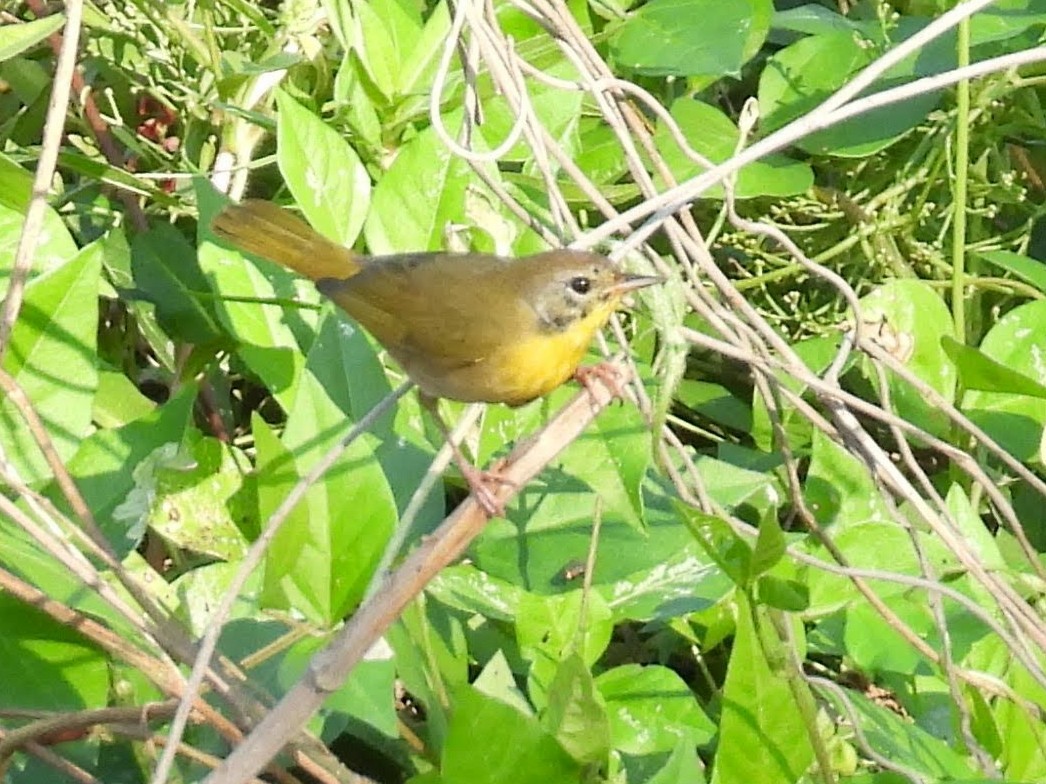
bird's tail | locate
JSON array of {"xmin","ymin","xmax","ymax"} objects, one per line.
[{"xmin": 211, "ymin": 199, "xmax": 360, "ymax": 281}]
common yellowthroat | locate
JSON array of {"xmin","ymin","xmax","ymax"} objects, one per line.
[
  {"xmin": 211, "ymin": 200, "xmax": 661, "ymax": 406},
  {"xmin": 211, "ymin": 200, "xmax": 661, "ymax": 513}
]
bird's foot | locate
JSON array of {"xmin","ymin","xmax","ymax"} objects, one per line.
[
  {"xmin": 573, "ymin": 362, "xmax": 629, "ymax": 401},
  {"xmin": 458, "ymin": 460, "xmax": 515, "ymax": 518}
]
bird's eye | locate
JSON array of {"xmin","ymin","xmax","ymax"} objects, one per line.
[{"xmin": 568, "ymin": 276, "xmax": 591, "ymax": 295}]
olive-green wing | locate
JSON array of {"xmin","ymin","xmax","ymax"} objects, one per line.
[{"xmin": 317, "ymin": 254, "xmax": 533, "ymax": 371}]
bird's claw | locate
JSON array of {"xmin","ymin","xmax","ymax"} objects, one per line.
[
  {"xmin": 574, "ymin": 363, "xmax": 629, "ymax": 401},
  {"xmin": 459, "ymin": 463, "xmax": 515, "ymax": 518}
]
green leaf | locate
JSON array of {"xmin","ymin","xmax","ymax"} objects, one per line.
[
  {"xmin": 0, "ymin": 594, "xmax": 109, "ymax": 710},
  {"xmin": 803, "ymin": 520, "xmax": 955, "ymax": 613},
  {"xmin": 749, "ymin": 515, "xmax": 786, "ymax": 579},
  {"xmin": 257, "ymin": 316, "xmax": 397, "ymax": 624},
  {"xmin": 979, "ymin": 249, "xmax": 1046, "ymax": 294},
  {"xmin": 516, "ymin": 590, "xmax": 613, "ymax": 709},
  {"xmin": 676, "ymin": 380, "xmax": 752, "ymax": 433},
  {"xmin": 759, "ymin": 29, "xmax": 941, "ymax": 156},
  {"xmin": 275, "ymin": 90, "xmax": 370, "ymax": 248},
  {"xmin": 364, "ymin": 121, "xmax": 472, "ymax": 253},
  {"xmin": 472, "ymin": 458, "xmax": 687, "ymax": 592},
  {"xmin": 0, "ymin": 154, "xmax": 79, "ymax": 297},
  {"xmin": 0, "ymin": 14, "xmax": 65, "ymax": 63},
  {"xmin": 599, "ymin": 540, "xmax": 731, "ymax": 623},
  {"xmin": 131, "ymin": 222, "xmax": 226, "ymax": 344},
  {"xmin": 61, "ymin": 387, "xmax": 196, "ymax": 556},
  {"xmin": 1, "ymin": 242, "xmax": 100, "ymax": 484},
  {"xmin": 803, "ymin": 429, "xmax": 892, "ymax": 530},
  {"xmin": 622, "ymin": 739, "xmax": 708, "ymax": 784},
  {"xmin": 427, "ymin": 564, "xmax": 524, "ymax": 623},
  {"xmin": 963, "ymin": 299, "xmax": 1046, "ymax": 462},
  {"xmin": 654, "ymin": 99, "xmax": 813, "ymax": 199},
  {"xmin": 474, "ymin": 650, "xmax": 534, "ymax": 716},
  {"xmin": 711, "ymin": 593, "xmax": 813, "ymax": 784},
  {"xmin": 441, "ymin": 685, "xmax": 581, "ymax": 784},
  {"xmin": 596, "ymin": 664, "xmax": 716, "ymax": 754},
  {"xmin": 942, "ymin": 335, "xmax": 1046, "ymax": 398},
  {"xmin": 856, "ymin": 279, "xmax": 956, "ymax": 437},
  {"xmin": 541, "ymin": 653, "xmax": 611, "ymax": 763},
  {"xmin": 92, "ymin": 368, "xmax": 155, "ymax": 428},
  {"xmin": 611, "ymin": 0, "xmax": 770, "ymax": 78},
  {"xmin": 350, "ymin": 0, "xmax": 423, "ymax": 99},
  {"xmin": 819, "ymin": 687, "xmax": 977, "ymax": 779},
  {"xmin": 112, "ymin": 436, "xmax": 252, "ymax": 562}
]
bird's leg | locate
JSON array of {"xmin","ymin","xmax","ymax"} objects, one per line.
[
  {"xmin": 419, "ymin": 394, "xmax": 514, "ymax": 517},
  {"xmin": 573, "ymin": 362, "xmax": 629, "ymax": 401}
]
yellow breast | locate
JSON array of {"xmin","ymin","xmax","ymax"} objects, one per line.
[{"xmin": 468, "ymin": 302, "xmax": 616, "ymax": 406}]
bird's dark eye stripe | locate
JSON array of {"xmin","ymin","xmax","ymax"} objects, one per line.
[{"xmin": 569, "ymin": 276, "xmax": 591, "ymax": 294}]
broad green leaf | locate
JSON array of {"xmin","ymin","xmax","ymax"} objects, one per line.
[
  {"xmin": 0, "ymin": 594, "xmax": 108, "ymax": 710},
  {"xmin": 479, "ymin": 59, "xmax": 583, "ymax": 164},
  {"xmin": 711, "ymin": 593, "xmax": 813, "ymax": 784},
  {"xmin": 749, "ymin": 514, "xmax": 786, "ymax": 579},
  {"xmin": 398, "ymin": 1, "xmax": 450, "ymax": 97},
  {"xmin": 441, "ymin": 685, "xmax": 580, "ymax": 784},
  {"xmin": 693, "ymin": 454, "xmax": 781, "ymax": 524},
  {"xmin": 1, "ymin": 243, "xmax": 100, "ymax": 484},
  {"xmin": 945, "ymin": 484, "xmax": 1005, "ymax": 571},
  {"xmin": 979, "ymin": 249, "xmax": 1046, "ymax": 294},
  {"xmin": 802, "ymin": 519, "xmax": 956, "ymax": 613},
  {"xmin": 0, "ymin": 15, "xmax": 64, "ymax": 62},
  {"xmin": 517, "ymin": 590, "xmax": 613, "ymax": 709},
  {"xmin": 0, "ymin": 524, "xmax": 149, "ymax": 646},
  {"xmin": 819, "ymin": 687, "xmax": 976, "ymax": 779},
  {"xmin": 759, "ymin": 29, "xmax": 942, "ymax": 156},
  {"xmin": 364, "ymin": 122, "xmax": 472, "ymax": 253},
  {"xmin": 321, "ymin": 655, "xmax": 399, "ymax": 740},
  {"xmin": 676, "ymin": 380, "xmax": 752, "ymax": 433},
  {"xmin": 574, "ymin": 118, "xmax": 629, "ymax": 186},
  {"xmin": 474, "ymin": 650, "xmax": 533, "ymax": 716},
  {"xmin": 0, "ymin": 155, "xmax": 79, "ymax": 296},
  {"xmin": 541, "ymin": 653, "xmax": 611, "ymax": 764},
  {"xmin": 596, "ymin": 664, "xmax": 716, "ymax": 754},
  {"xmin": 620, "ymin": 739, "xmax": 708, "ymax": 784},
  {"xmin": 804, "ymin": 429, "xmax": 891, "ymax": 529},
  {"xmin": 111, "ymin": 436, "xmax": 252, "ymax": 562},
  {"xmin": 427, "ymin": 564, "xmax": 524, "ymax": 622},
  {"xmin": 169, "ymin": 562, "xmax": 263, "ymax": 637},
  {"xmin": 131, "ymin": 222, "xmax": 225, "ymax": 344},
  {"xmin": 471, "ymin": 456, "xmax": 686, "ymax": 592},
  {"xmin": 611, "ymin": 0, "xmax": 770, "ymax": 78},
  {"xmin": 61, "ymin": 387, "xmax": 196, "ymax": 556},
  {"xmin": 994, "ymin": 652, "xmax": 1046, "ymax": 780},
  {"xmin": 759, "ymin": 30, "xmax": 873, "ymax": 129},
  {"xmin": 350, "ymin": 0, "xmax": 422, "ymax": 98},
  {"xmin": 963, "ymin": 299, "xmax": 1046, "ymax": 462},
  {"xmin": 276, "ymin": 91, "xmax": 370, "ymax": 247},
  {"xmin": 92, "ymin": 368, "xmax": 155, "ymax": 428},
  {"xmin": 258, "ymin": 316, "xmax": 397, "ymax": 624},
  {"xmin": 654, "ymin": 99, "xmax": 813, "ymax": 199},
  {"xmin": 599, "ymin": 540, "xmax": 730, "ymax": 623},
  {"xmin": 856, "ymin": 280, "xmax": 956, "ymax": 437},
  {"xmin": 943, "ymin": 335, "xmax": 1046, "ymax": 398}
]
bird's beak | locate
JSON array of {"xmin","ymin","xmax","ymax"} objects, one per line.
[{"xmin": 609, "ymin": 273, "xmax": 665, "ymax": 295}]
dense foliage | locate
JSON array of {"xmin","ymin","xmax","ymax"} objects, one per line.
[{"xmin": 2, "ymin": 0, "xmax": 1046, "ymax": 783}]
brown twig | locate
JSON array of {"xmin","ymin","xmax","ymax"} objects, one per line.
[
  {"xmin": 204, "ymin": 370, "xmax": 626, "ymax": 784},
  {"xmin": 0, "ymin": 0, "xmax": 85, "ymax": 359}
]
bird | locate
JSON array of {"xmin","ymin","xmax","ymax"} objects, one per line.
[{"xmin": 211, "ymin": 199, "xmax": 661, "ymax": 514}]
